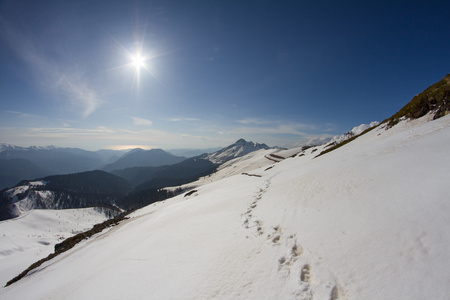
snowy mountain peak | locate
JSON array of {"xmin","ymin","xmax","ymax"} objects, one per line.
[
  {"xmin": 0, "ymin": 143, "xmax": 60, "ymax": 153},
  {"xmin": 234, "ymin": 138, "xmax": 269, "ymax": 149},
  {"xmin": 203, "ymin": 138, "xmax": 274, "ymax": 164},
  {"xmin": 235, "ymin": 138, "xmax": 247, "ymax": 145},
  {"xmin": 0, "ymin": 143, "xmax": 15, "ymax": 152}
]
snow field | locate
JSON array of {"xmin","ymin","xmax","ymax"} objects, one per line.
[
  {"xmin": 0, "ymin": 208, "xmax": 109, "ymax": 287},
  {"xmin": 1, "ymin": 114, "xmax": 450, "ymax": 299},
  {"xmin": 257, "ymin": 115, "xmax": 450, "ymax": 299}
]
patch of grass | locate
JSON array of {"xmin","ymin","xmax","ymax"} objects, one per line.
[
  {"xmin": 241, "ymin": 173, "xmax": 262, "ymax": 178},
  {"xmin": 384, "ymin": 74, "xmax": 450, "ymax": 127},
  {"xmin": 184, "ymin": 189, "xmax": 198, "ymax": 197},
  {"xmin": 269, "ymin": 153, "xmax": 285, "ymax": 160},
  {"xmin": 316, "ymin": 74, "xmax": 450, "ymax": 158}
]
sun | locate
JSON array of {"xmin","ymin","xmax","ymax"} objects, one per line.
[
  {"xmin": 131, "ymin": 53, "xmax": 145, "ymax": 70},
  {"xmin": 114, "ymin": 41, "xmax": 161, "ymax": 88},
  {"xmin": 127, "ymin": 51, "xmax": 151, "ymax": 86},
  {"xmin": 108, "ymin": 34, "xmax": 164, "ymax": 90}
]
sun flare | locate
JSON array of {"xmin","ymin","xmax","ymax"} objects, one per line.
[{"xmin": 116, "ymin": 42, "xmax": 161, "ymax": 88}]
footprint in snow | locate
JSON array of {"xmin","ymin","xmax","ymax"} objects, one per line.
[
  {"xmin": 330, "ymin": 285, "xmax": 339, "ymax": 300},
  {"xmin": 300, "ymin": 264, "xmax": 311, "ymax": 283}
]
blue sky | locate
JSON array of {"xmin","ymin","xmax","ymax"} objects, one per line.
[{"xmin": 0, "ymin": 0, "xmax": 449, "ymax": 150}]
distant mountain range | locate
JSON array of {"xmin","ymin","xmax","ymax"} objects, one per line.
[
  {"xmin": 0, "ymin": 145, "xmax": 129, "ymax": 190},
  {"xmin": 0, "ymin": 158, "xmax": 48, "ymax": 191},
  {"xmin": 112, "ymin": 157, "xmax": 217, "ymax": 191},
  {"xmin": 0, "ymin": 138, "xmax": 277, "ymax": 220},
  {"xmin": 102, "ymin": 148, "xmax": 186, "ymax": 172},
  {"xmin": 0, "ymin": 145, "xmax": 223, "ymax": 190},
  {"xmin": 167, "ymin": 147, "xmax": 221, "ymax": 158},
  {"xmin": 110, "ymin": 139, "xmax": 279, "ymax": 188},
  {"xmin": 0, "ymin": 144, "xmax": 123, "ymax": 171}
]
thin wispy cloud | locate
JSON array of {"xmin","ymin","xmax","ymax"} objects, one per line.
[
  {"xmin": 0, "ymin": 125, "xmax": 120, "ymax": 146},
  {"xmin": 231, "ymin": 125, "xmax": 307, "ymax": 136},
  {"xmin": 27, "ymin": 126, "xmax": 115, "ymax": 136},
  {"xmin": 233, "ymin": 119, "xmax": 319, "ymax": 136},
  {"xmin": 55, "ymin": 73, "xmax": 102, "ymax": 118},
  {"xmin": 131, "ymin": 116, "xmax": 153, "ymax": 126},
  {"xmin": 0, "ymin": 17, "xmax": 101, "ymax": 118},
  {"xmin": 236, "ymin": 118, "xmax": 265, "ymax": 125},
  {"xmin": 0, "ymin": 124, "xmax": 218, "ymax": 150},
  {"xmin": 210, "ymin": 118, "xmax": 337, "ymax": 148},
  {"xmin": 165, "ymin": 117, "xmax": 201, "ymax": 122},
  {"xmin": 6, "ymin": 110, "xmax": 39, "ymax": 118}
]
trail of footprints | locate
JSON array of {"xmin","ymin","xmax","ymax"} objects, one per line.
[
  {"xmin": 241, "ymin": 177, "xmax": 342, "ymax": 300},
  {"xmin": 241, "ymin": 178, "xmax": 270, "ymax": 231}
]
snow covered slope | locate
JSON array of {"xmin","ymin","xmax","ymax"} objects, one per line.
[
  {"xmin": 175, "ymin": 148, "xmax": 282, "ymax": 190},
  {"xmin": 1, "ymin": 114, "xmax": 450, "ymax": 299},
  {"xmin": 328, "ymin": 121, "xmax": 379, "ymax": 144},
  {"xmin": 0, "ymin": 208, "xmax": 109, "ymax": 287}
]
